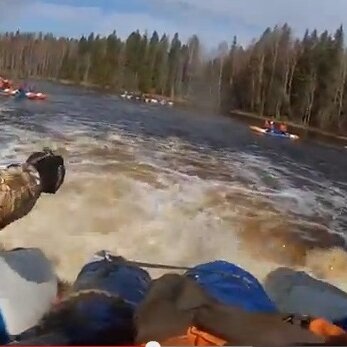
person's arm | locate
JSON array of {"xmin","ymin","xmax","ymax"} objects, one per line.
[
  {"xmin": 0, "ymin": 149, "xmax": 65, "ymax": 230},
  {"xmin": 0, "ymin": 163, "xmax": 41, "ymax": 230}
]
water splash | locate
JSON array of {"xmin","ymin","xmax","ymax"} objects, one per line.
[{"xmin": 0, "ymin": 84, "xmax": 346, "ymax": 291}]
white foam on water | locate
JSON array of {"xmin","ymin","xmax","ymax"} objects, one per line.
[{"xmin": 0, "ymin": 105, "xmax": 346, "ymax": 292}]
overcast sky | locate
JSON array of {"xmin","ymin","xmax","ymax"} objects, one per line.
[{"xmin": 0, "ymin": 0, "xmax": 345, "ymax": 48}]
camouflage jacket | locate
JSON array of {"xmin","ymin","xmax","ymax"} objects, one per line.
[{"xmin": 0, "ymin": 163, "xmax": 41, "ymax": 230}]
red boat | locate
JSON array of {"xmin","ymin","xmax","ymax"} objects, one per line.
[{"xmin": 25, "ymin": 92, "xmax": 47, "ymax": 100}]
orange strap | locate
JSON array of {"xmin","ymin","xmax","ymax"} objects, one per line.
[
  {"xmin": 155, "ymin": 326, "xmax": 226, "ymax": 346},
  {"xmin": 186, "ymin": 326, "xmax": 226, "ymax": 346}
]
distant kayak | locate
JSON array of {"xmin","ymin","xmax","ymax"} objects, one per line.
[{"xmin": 250, "ymin": 126, "xmax": 299, "ymax": 140}]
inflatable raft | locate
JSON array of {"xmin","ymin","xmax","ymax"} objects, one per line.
[
  {"xmin": 250, "ymin": 126, "xmax": 299, "ymax": 140},
  {"xmin": 12, "ymin": 91, "xmax": 47, "ymax": 101}
]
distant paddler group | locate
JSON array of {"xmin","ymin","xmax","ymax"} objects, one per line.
[
  {"xmin": 250, "ymin": 119, "xmax": 299, "ymax": 140},
  {"xmin": 0, "ymin": 76, "xmax": 47, "ymax": 101},
  {"xmin": 120, "ymin": 90, "xmax": 174, "ymax": 106}
]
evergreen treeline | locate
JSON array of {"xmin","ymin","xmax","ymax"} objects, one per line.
[{"xmin": 0, "ymin": 25, "xmax": 347, "ymax": 133}]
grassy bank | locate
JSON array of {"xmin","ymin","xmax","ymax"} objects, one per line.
[{"xmin": 230, "ymin": 110, "xmax": 347, "ymax": 146}]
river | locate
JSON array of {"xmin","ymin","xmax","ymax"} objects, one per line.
[{"xmin": 0, "ymin": 82, "xmax": 346, "ymax": 289}]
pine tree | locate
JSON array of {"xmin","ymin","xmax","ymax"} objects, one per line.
[
  {"xmin": 167, "ymin": 33, "xmax": 182, "ymax": 98},
  {"xmin": 153, "ymin": 34, "xmax": 169, "ymax": 95}
]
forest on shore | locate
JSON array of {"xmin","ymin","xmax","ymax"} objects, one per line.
[{"xmin": 0, "ymin": 24, "xmax": 347, "ymax": 134}]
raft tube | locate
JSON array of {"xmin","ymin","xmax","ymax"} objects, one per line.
[
  {"xmin": 250, "ymin": 126, "xmax": 299, "ymax": 140},
  {"xmin": 25, "ymin": 92, "xmax": 47, "ymax": 100},
  {"xmin": 0, "ymin": 89, "xmax": 15, "ymax": 97}
]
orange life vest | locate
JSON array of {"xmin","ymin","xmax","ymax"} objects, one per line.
[{"xmin": 309, "ymin": 318, "xmax": 347, "ymax": 340}]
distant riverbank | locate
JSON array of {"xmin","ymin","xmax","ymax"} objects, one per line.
[
  {"xmin": 53, "ymin": 79, "xmax": 347, "ymax": 146},
  {"xmin": 16, "ymin": 76, "xmax": 347, "ymax": 147},
  {"xmin": 55, "ymin": 78, "xmax": 347, "ymax": 145}
]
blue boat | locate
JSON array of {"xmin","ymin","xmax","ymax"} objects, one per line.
[
  {"xmin": 13, "ymin": 89, "xmax": 27, "ymax": 101},
  {"xmin": 250, "ymin": 126, "xmax": 299, "ymax": 140}
]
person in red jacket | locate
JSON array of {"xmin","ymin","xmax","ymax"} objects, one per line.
[
  {"xmin": 279, "ymin": 123, "xmax": 288, "ymax": 135},
  {"xmin": 2, "ymin": 79, "xmax": 11, "ymax": 90},
  {"xmin": 265, "ymin": 120, "xmax": 276, "ymax": 133},
  {"xmin": 264, "ymin": 119, "xmax": 270, "ymax": 130}
]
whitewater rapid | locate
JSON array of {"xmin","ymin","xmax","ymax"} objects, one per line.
[{"xmin": 0, "ymin": 83, "xmax": 346, "ymax": 291}]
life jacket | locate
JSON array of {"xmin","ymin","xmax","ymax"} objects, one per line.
[{"xmin": 136, "ymin": 270, "xmax": 347, "ymax": 346}]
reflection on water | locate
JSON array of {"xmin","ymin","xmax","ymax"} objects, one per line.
[{"xmin": 0, "ymin": 82, "xmax": 346, "ymax": 290}]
